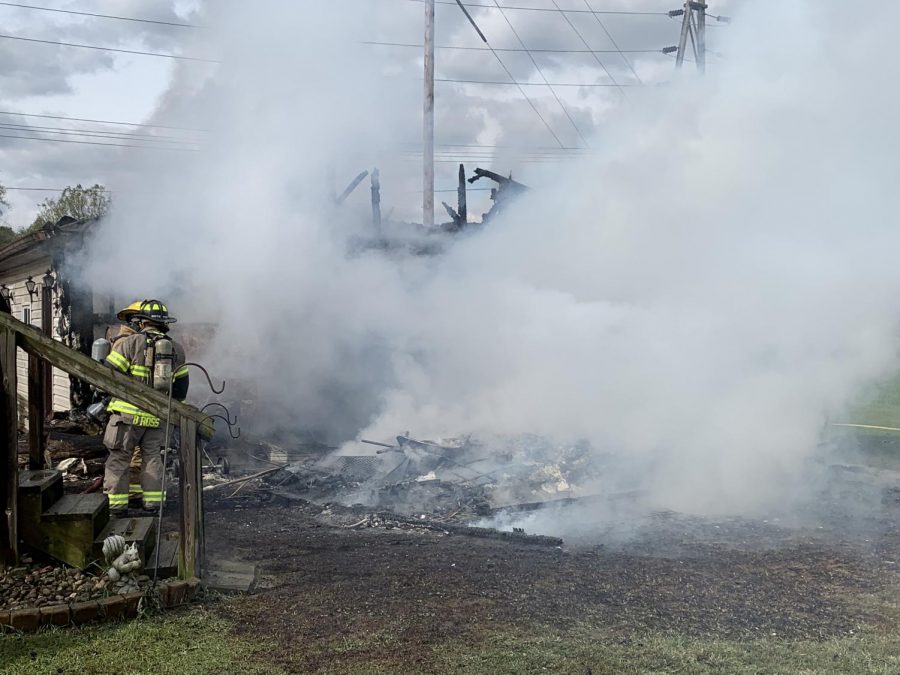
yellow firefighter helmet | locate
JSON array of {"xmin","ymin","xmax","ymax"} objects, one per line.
[
  {"xmin": 133, "ymin": 299, "xmax": 177, "ymax": 325},
  {"xmin": 116, "ymin": 300, "xmax": 144, "ymax": 322},
  {"xmin": 116, "ymin": 299, "xmax": 177, "ymax": 324}
]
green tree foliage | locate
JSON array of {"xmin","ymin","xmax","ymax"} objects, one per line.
[
  {"xmin": 0, "ymin": 185, "xmax": 14, "ymax": 246},
  {"xmin": 28, "ymin": 183, "xmax": 110, "ymax": 232},
  {"xmin": 0, "ymin": 226, "xmax": 15, "ymax": 247}
]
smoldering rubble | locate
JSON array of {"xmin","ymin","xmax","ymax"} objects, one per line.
[{"xmin": 198, "ymin": 430, "xmax": 640, "ymax": 538}]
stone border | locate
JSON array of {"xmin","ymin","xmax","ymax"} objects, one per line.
[{"xmin": 0, "ymin": 578, "xmax": 200, "ymax": 634}]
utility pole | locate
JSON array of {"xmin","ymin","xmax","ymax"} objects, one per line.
[
  {"xmin": 423, "ymin": 0, "xmax": 435, "ymax": 228},
  {"xmin": 673, "ymin": 1, "xmax": 707, "ymax": 73}
]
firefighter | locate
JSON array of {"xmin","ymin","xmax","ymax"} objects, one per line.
[
  {"xmin": 108, "ymin": 301, "xmax": 145, "ymax": 504},
  {"xmin": 109, "ymin": 301, "xmax": 142, "ymax": 344},
  {"xmin": 102, "ymin": 300, "xmax": 190, "ymax": 513}
]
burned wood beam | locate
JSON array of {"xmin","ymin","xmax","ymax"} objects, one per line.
[
  {"xmin": 361, "ymin": 439, "xmax": 396, "ymax": 450},
  {"xmin": 374, "ymin": 511, "xmax": 563, "ymax": 546},
  {"xmin": 467, "ymin": 167, "xmax": 529, "ymax": 191},
  {"xmin": 370, "ymin": 168, "xmax": 382, "ymax": 233},
  {"xmin": 335, "ymin": 170, "xmax": 369, "ymax": 206},
  {"xmin": 457, "ymin": 164, "xmax": 467, "ymax": 225},
  {"xmin": 442, "ymin": 202, "xmax": 462, "ymax": 231}
]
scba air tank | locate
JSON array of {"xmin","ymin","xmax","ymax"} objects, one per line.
[
  {"xmin": 153, "ymin": 338, "xmax": 174, "ymax": 392},
  {"xmin": 91, "ymin": 338, "xmax": 111, "ymax": 363}
]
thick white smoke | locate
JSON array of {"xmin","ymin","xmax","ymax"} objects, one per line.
[{"xmin": 80, "ymin": 0, "xmax": 900, "ymax": 517}]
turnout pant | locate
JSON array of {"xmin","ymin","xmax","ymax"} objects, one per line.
[{"xmin": 103, "ymin": 414, "xmax": 166, "ymax": 510}]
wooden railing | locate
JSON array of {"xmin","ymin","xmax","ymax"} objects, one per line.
[{"xmin": 0, "ymin": 308, "xmax": 213, "ymax": 579}]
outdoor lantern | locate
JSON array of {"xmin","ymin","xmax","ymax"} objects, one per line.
[
  {"xmin": 42, "ymin": 269, "xmax": 55, "ymax": 291},
  {"xmin": 25, "ymin": 276, "xmax": 37, "ymax": 300},
  {"xmin": 0, "ymin": 285, "xmax": 10, "ymax": 302}
]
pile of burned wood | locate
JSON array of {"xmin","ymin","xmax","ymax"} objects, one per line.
[{"xmin": 204, "ymin": 432, "xmax": 618, "ymax": 525}]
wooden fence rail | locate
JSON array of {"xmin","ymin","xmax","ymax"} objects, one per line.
[{"xmin": 0, "ymin": 309, "xmax": 213, "ymax": 579}]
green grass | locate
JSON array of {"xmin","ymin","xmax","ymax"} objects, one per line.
[
  {"xmin": 0, "ymin": 607, "xmax": 280, "ymax": 675},
  {"xmin": 260, "ymin": 624, "xmax": 900, "ymax": 675},
  {"xmin": 832, "ymin": 370, "xmax": 900, "ymax": 467},
  {"xmin": 3, "ymin": 603, "xmax": 900, "ymax": 675},
  {"xmin": 847, "ymin": 371, "xmax": 900, "ymax": 430},
  {"xmin": 428, "ymin": 628, "xmax": 900, "ymax": 675}
]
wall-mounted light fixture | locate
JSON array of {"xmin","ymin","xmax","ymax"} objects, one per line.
[
  {"xmin": 24, "ymin": 276, "xmax": 37, "ymax": 301},
  {"xmin": 42, "ymin": 269, "xmax": 55, "ymax": 292},
  {"xmin": 0, "ymin": 284, "xmax": 11, "ymax": 303}
]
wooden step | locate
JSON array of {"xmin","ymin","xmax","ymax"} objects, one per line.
[
  {"xmin": 30, "ymin": 494, "xmax": 110, "ymax": 569},
  {"xmin": 18, "ymin": 469, "xmax": 64, "ymax": 505},
  {"xmin": 144, "ymin": 533, "xmax": 179, "ymax": 579},
  {"xmin": 43, "ymin": 493, "xmax": 109, "ymax": 522},
  {"xmin": 94, "ymin": 517, "xmax": 157, "ymax": 565},
  {"xmin": 17, "ymin": 470, "xmax": 64, "ymax": 546}
]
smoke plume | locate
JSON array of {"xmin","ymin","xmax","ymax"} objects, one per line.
[{"xmin": 79, "ymin": 0, "xmax": 900, "ymax": 519}]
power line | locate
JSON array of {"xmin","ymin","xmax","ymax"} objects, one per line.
[
  {"xmin": 362, "ymin": 40, "xmax": 665, "ymax": 54},
  {"xmin": 548, "ymin": 0, "xmax": 623, "ymax": 95},
  {"xmin": 452, "ymin": 0, "xmax": 567, "ymax": 149},
  {"xmin": 0, "ymin": 110, "xmax": 204, "ymax": 132},
  {"xmin": 407, "ymin": 150, "xmax": 589, "ymax": 158},
  {"xmin": 0, "ymin": 2, "xmax": 198, "ymax": 28},
  {"xmin": 4, "ymin": 186, "xmax": 111, "ymax": 192},
  {"xmin": 430, "ymin": 142, "xmax": 587, "ymax": 152},
  {"xmin": 0, "ymin": 132, "xmax": 199, "ymax": 151},
  {"xmin": 0, "ymin": 122, "xmax": 200, "ymax": 146},
  {"xmin": 425, "ymin": 156, "xmax": 587, "ymax": 161},
  {"xmin": 400, "ymin": 156, "xmax": 575, "ymax": 163},
  {"xmin": 492, "ymin": 0, "xmax": 593, "ymax": 146},
  {"xmin": 0, "ymin": 33, "xmax": 218, "ymax": 62},
  {"xmin": 403, "ymin": 0, "xmax": 668, "ymax": 15},
  {"xmin": 435, "ymin": 187, "xmax": 491, "ymax": 192},
  {"xmin": 583, "ymin": 0, "xmax": 642, "ymax": 84},
  {"xmin": 0, "ymin": 126, "xmax": 198, "ymax": 150},
  {"xmin": 435, "ymin": 77, "xmax": 638, "ymax": 87}
]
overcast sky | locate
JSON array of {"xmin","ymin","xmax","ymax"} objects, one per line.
[{"xmin": 0, "ymin": 0, "xmax": 733, "ymax": 228}]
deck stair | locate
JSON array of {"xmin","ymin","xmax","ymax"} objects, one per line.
[
  {"xmin": 1, "ymin": 308, "xmax": 210, "ymax": 577},
  {"xmin": 18, "ymin": 469, "xmax": 63, "ymax": 546},
  {"xmin": 17, "ymin": 468, "xmax": 157, "ymax": 570},
  {"xmin": 144, "ymin": 533, "xmax": 180, "ymax": 579},
  {"xmin": 94, "ymin": 516, "xmax": 156, "ymax": 563}
]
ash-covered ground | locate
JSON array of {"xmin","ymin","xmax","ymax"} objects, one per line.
[
  {"xmin": 195, "ymin": 430, "xmax": 900, "ymax": 672},
  {"xmin": 24, "ymin": 421, "xmax": 900, "ymax": 671}
]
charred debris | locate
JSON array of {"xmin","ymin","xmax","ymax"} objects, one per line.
[
  {"xmin": 342, "ymin": 164, "xmax": 528, "ymax": 256},
  {"xmin": 199, "ymin": 429, "xmax": 637, "ymax": 547}
]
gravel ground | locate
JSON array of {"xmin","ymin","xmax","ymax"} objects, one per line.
[{"xmin": 0, "ymin": 555, "xmax": 173, "ymax": 612}]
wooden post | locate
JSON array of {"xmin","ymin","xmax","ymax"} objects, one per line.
[
  {"xmin": 675, "ymin": 1, "xmax": 691, "ymax": 69},
  {"xmin": 423, "ymin": 0, "xmax": 435, "ymax": 228},
  {"xmin": 26, "ymin": 283, "xmax": 54, "ymax": 469},
  {"xmin": 178, "ymin": 417, "xmax": 200, "ymax": 579},
  {"xmin": 0, "ymin": 325, "xmax": 18, "ymax": 567},
  {"xmin": 41, "ymin": 284, "xmax": 52, "ymax": 412},
  {"xmin": 196, "ymin": 426, "xmax": 206, "ymax": 575},
  {"xmin": 371, "ymin": 168, "xmax": 382, "ymax": 234},
  {"xmin": 457, "ymin": 163, "xmax": 467, "ymax": 225},
  {"xmin": 696, "ymin": 0, "xmax": 706, "ymax": 74},
  {"xmin": 27, "ymin": 354, "xmax": 46, "ymax": 469}
]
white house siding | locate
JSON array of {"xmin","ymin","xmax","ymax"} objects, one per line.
[{"xmin": 5, "ymin": 264, "xmax": 71, "ymax": 427}]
